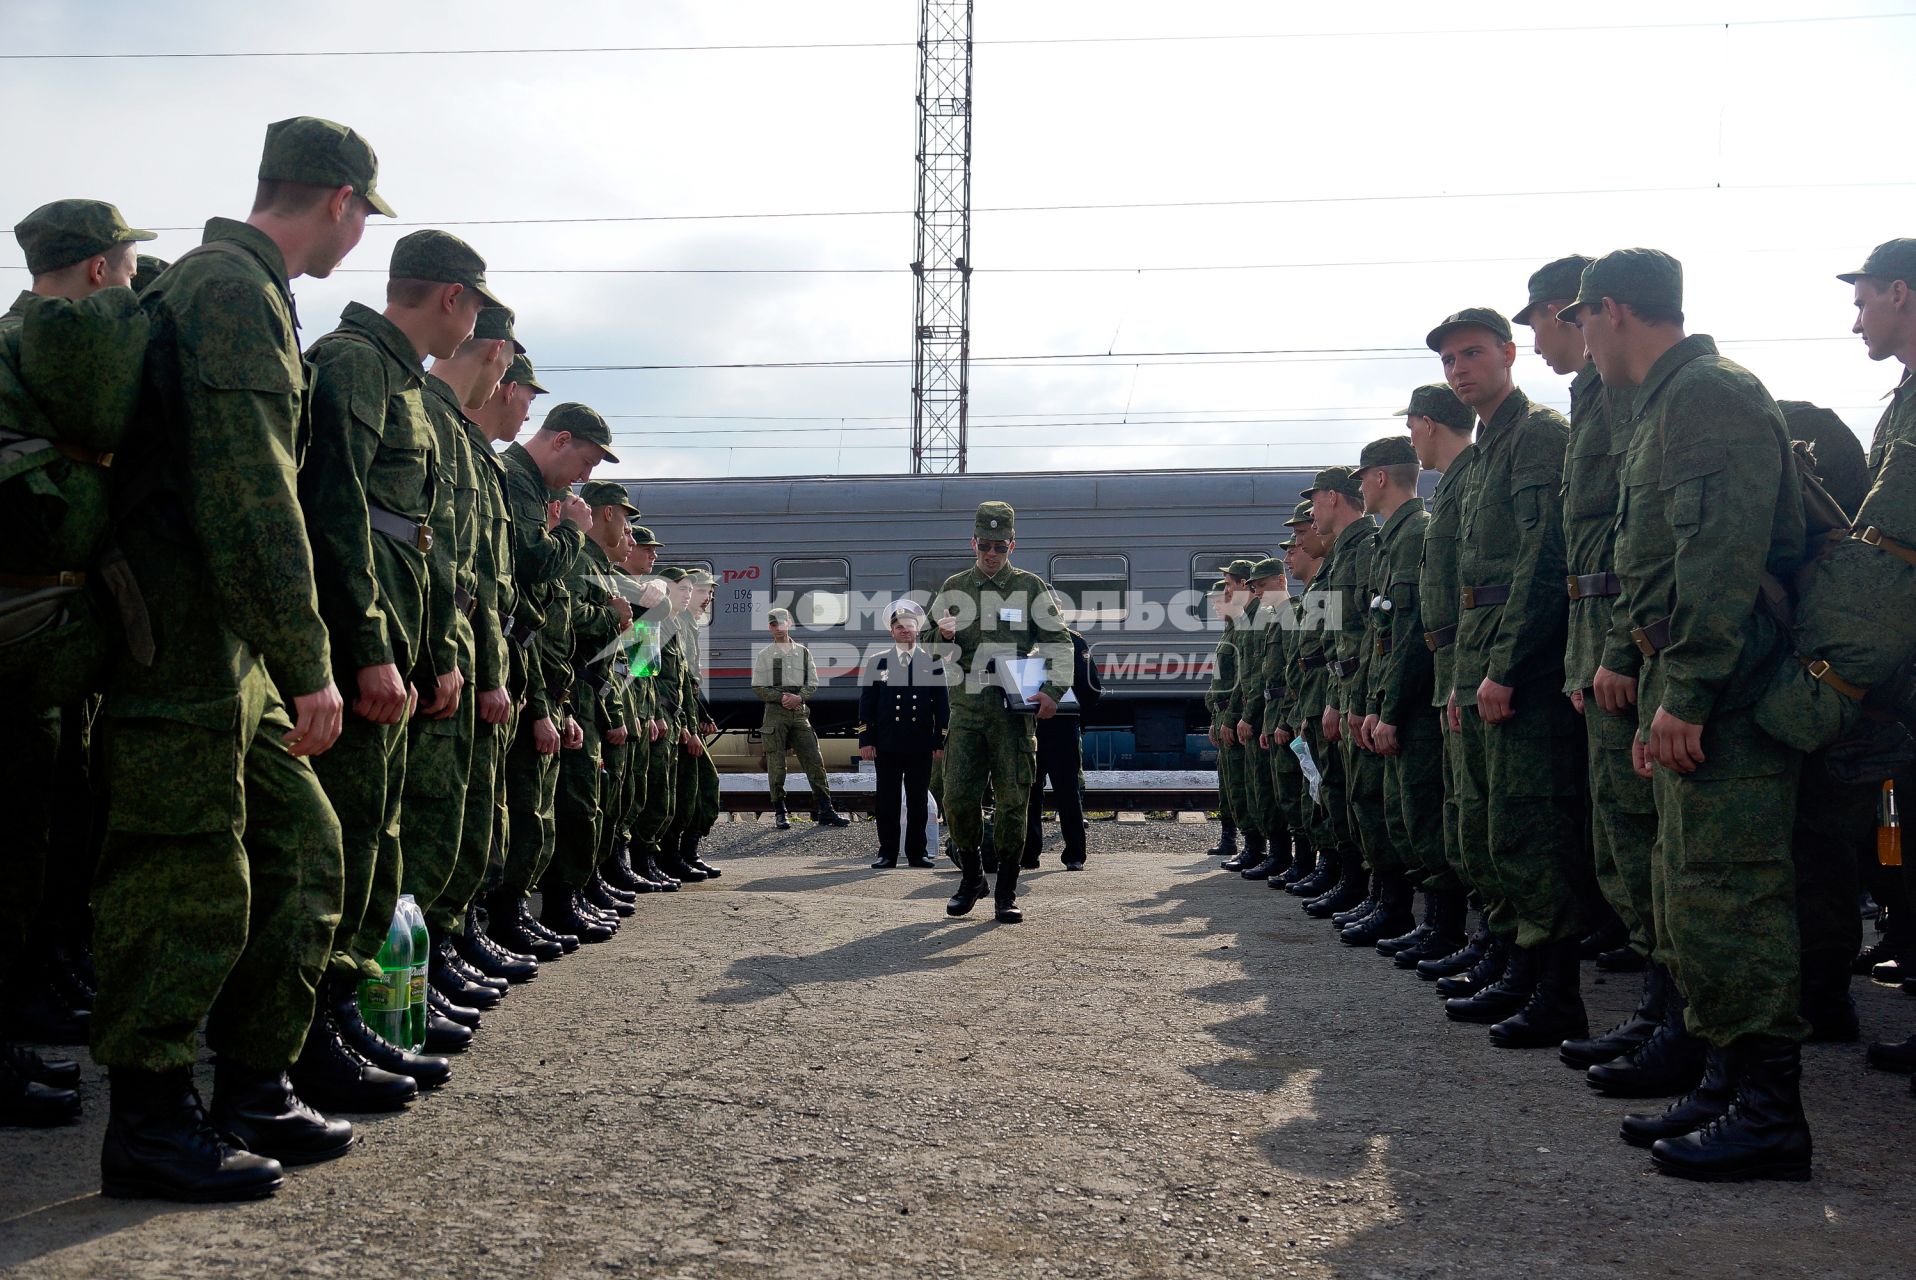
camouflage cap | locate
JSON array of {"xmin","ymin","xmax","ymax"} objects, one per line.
[
  {"xmin": 541, "ymin": 402, "xmax": 619, "ymax": 463},
  {"xmin": 686, "ymin": 568, "xmax": 716, "ymax": 586},
  {"xmin": 974, "ymin": 500, "xmax": 1015, "ymax": 538},
  {"xmin": 766, "ymin": 607, "xmax": 794, "ymax": 626},
  {"xmin": 389, "ymin": 229, "xmax": 504, "ymax": 308},
  {"xmin": 1248, "ymin": 556, "xmax": 1287, "ymax": 580},
  {"xmin": 1424, "ymin": 306, "xmax": 1513, "ymax": 353},
  {"xmin": 258, "ymin": 116, "xmax": 395, "ymax": 216},
  {"xmin": 579, "ymin": 479, "xmax": 639, "ymax": 516},
  {"xmin": 1217, "ymin": 558, "xmax": 1258, "ymax": 581},
  {"xmin": 1301, "ymin": 465, "xmax": 1362, "ymax": 501},
  {"xmin": 1513, "ymin": 254, "xmax": 1595, "ymax": 326},
  {"xmin": 502, "ymin": 353, "xmax": 548, "ymax": 394},
  {"xmin": 1393, "ymin": 382, "xmax": 1474, "ymax": 432},
  {"xmin": 1207, "ymin": 579, "xmax": 1228, "ymax": 594},
  {"xmin": 1561, "ymin": 248, "xmax": 1683, "ymax": 322},
  {"xmin": 1837, "ymin": 238, "xmax": 1916, "ymax": 288},
  {"xmin": 13, "ymin": 199, "xmax": 156, "ymax": 275},
  {"xmin": 1352, "ymin": 434, "xmax": 1420, "ymax": 477},
  {"xmin": 1279, "ymin": 536, "xmax": 1298, "ymax": 550},
  {"xmin": 628, "ymin": 523, "xmax": 662, "ymax": 546},
  {"xmin": 657, "ymin": 565, "xmax": 689, "ymax": 583},
  {"xmin": 132, "ymin": 254, "xmax": 171, "ymax": 294},
  {"xmin": 471, "ymin": 305, "xmax": 525, "ymax": 354},
  {"xmin": 1284, "ymin": 499, "xmax": 1314, "ymax": 528}
]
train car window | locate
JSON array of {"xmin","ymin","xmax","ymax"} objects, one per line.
[
  {"xmin": 658, "ymin": 560, "xmax": 715, "ymax": 626},
  {"xmin": 910, "ymin": 555, "xmax": 975, "ymax": 602},
  {"xmin": 1191, "ymin": 550, "xmax": 1266, "ymax": 624},
  {"xmin": 1048, "ymin": 554, "xmax": 1129, "ymax": 625},
  {"xmin": 774, "ymin": 557, "xmax": 851, "ymax": 627}
]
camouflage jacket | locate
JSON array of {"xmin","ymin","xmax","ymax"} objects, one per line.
[
  {"xmin": 1561, "ymin": 362, "xmax": 1632, "ymax": 691},
  {"xmin": 1418, "ymin": 444, "xmax": 1476, "ymax": 711},
  {"xmin": 1321, "ymin": 516, "xmax": 1378, "ymax": 712},
  {"xmin": 419, "ymin": 374, "xmax": 482, "ymax": 684},
  {"xmin": 1370, "ymin": 498, "xmax": 1434, "ymax": 730},
  {"xmin": 463, "ymin": 419, "xmax": 514, "ymax": 693},
  {"xmin": 500, "ymin": 441, "xmax": 584, "ymax": 720},
  {"xmin": 930, "ymin": 561, "xmax": 1071, "ymax": 729}
]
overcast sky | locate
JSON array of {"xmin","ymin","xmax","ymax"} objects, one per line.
[{"xmin": 4, "ymin": 0, "xmax": 1912, "ymax": 479}]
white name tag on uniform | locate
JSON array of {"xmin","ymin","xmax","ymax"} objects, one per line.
[{"xmin": 999, "ymin": 608, "xmax": 1023, "ymax": 623}]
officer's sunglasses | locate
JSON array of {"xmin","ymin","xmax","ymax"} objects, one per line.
[{"xmin": 976, "ymin": 540, "xmax": 1011, "ymax": 553}]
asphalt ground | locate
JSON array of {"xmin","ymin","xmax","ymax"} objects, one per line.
[{"xmin": 3, "ymin": 815, "xmax": 1913, "ymax": 1279}]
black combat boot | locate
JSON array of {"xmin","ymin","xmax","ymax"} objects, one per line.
[
  {"xmin": 636, "ymin": 849, "xmax": 680, "ymax": 892},
  {"xmin": 1376, "ymin": 887, "xmax": 1433, "ymax": 958},
  {"xmin": 584, "ymin": 874, "xmax": 637, "ymax": 917},
  {"xmin": 1206, "ymin": 818, "xmax": 1239, "ymax": 858},
  {"xmin": 2, "ymin": 961, "xmax": 90, "ymax": 1045},
  {"xmin": 330, "ymin": 977, "xmax": 453, "ymax": 1091},
  {"xmin": 1488, "ymin": 939, "xmax": 1589, "ymax": 1048},
  {"xmin": 814, "ymin": 799, "xmax": 851, "ymax": 828},
  {"xmin": 1274, "ymin": 837, "xmax": 1315, "ymax": 888},
  {"xmin": 1587, "ymin": 986, "xmax": 1708, "ymax": 1098},
  {"xmin": 1445, "ymin": 943, "xmax": 1535, "ymax": 1023},
  {"xmin": 593, "ymin": 870, "xmax": 638, "ymax": 906},
  {"xmin": 486, "ymin": 892, "xmax": 563, "ymax": 961},
  {"xmin": 1, "ymin": 1040, "xmax": 82, "ymax": 1127},
  {"xmin": 603, "ymin": 843, "xmax": 648, "ymax": 894},
  {"xmin": 1332, "ymin": 872, "xmax": 1382, "ymax": 927},
  {"xmin": 1866, "ymin": 1034, "xmax": 1916, "ymax": 1073},
  {"xmin": 289, "ymin": 979, "xmax": 418, "ymax": 1114},
  {"xmin": 946, "ymin": 849, "xmax": 990, "ymax": 917},
  {"xmin": 210, "ymin": 1058, "xmax": 354, "ymax": 1167},
  {"xmin": 1420, "ymin": 909, "xmax": 1490, "ymax": 980},
  {"xmin": 1342, "ymin": 874, "xmax": 1414, "ymax": 947},
  {"xmin": 1220, "ymin": 829, "xmax": 1263, "ymax": 873},
  {"xmin": 542, "ymin": 890, "xmax": 614, "ymax": 944},
  {"xmin": 455, "ymin": 916, "xmax": 538, "ymax": 984},
  {"xmin": 1562, "ymin": 962, "xmax": 1665, "ymax": 1069},
  {"xmin": 5, "ymin": 1038, "xmax": 80, "ymax": 1088},
  {"xmin": 102, "ymin": 1067, "xmax": 284, "ymax": 1202},
  {"xmin": 441, "ymin": 940, "xmax": 508, "ymax": 995},
  {"xmin": 1303, "ymin": 849, "xmax": 1367, "ymax": 917},
  {"xmin": 521, "ymin": 900, "xmax": 581, "ymax": 953},
  {"xmin": 1619, "ymin": 1046, "xmax": 1733, "ymax": 1148},
  {"xmin": 1596, "ymin": 944, "xmax": 1647, "ymax": 973},
  {"xmin": 681, "ymin": 831, "xmax": 721, "ymax": 878},
  {"xmin": 656, "ymin": 837, "xmax": 706, "ymax": 883},
  {"xmin": 1393, "ymin": 890, "xmax": 1468, "ymax": 968},
  {"xmin": 430, "ymin": 942, "xmax": 502, "ymax": 1010},
  {"xmin": 1242, "ymin": 831, "xmax": 1289, "ymax": 881},
  {"xmin": 1434, "ymin": 932, "xmax": 1504, "ymax": 996},
  {"xmin": 422, "ymin": 1002, "xmax": 474, "ymax": 1055},
  {"xmin": 994, "ymin": 856, "xmax": 1024, "ymax": 924},
  {"xmin": 1650, "ymin": 1038, "xmax": 1812, "ymax": 1182},
  {"xmin": 773, "ymin": 804, "xmax": 791, "ymax": 831},
  {"xmin": 426, "ymin": 982, "xmax": 482, "ymax": 1031}
]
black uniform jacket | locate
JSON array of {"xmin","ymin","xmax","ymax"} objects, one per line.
[{"xmin": 857, "ymin": 646, "xmax": 950, "ymax": 753}]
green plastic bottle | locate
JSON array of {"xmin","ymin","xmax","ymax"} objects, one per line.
[
  {"xmin": 398, "ymin": 894, "xmax": 430, "ymax": 1052},
  {"xmin": 358, "ymin": 904, "xmax": 413, "ymax": 1047}
]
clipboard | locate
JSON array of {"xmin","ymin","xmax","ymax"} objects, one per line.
[{"xmin": 995, "ymin": 656, "xmax": 1078, "ymax": 714}]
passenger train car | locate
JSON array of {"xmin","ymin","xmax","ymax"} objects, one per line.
[{"xmin": 620, "ymin": 467, "xmax": 1421, "ymax": 758}]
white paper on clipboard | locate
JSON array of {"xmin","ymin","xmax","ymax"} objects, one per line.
[{"xmin": 995, "ymin": 656, "xmax": 1077, "ymax": 713}]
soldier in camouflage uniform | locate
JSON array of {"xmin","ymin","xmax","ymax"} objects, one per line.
[
  {"xmin": 1351, "ymin": 435, "xmax": 1457, "ymax": 964},
  {"xmin": 1241, "ymin": 557, "xmax": 1296, "ymax": 881},
  {"xmin": 1426, "ymin": 307, "xmax": 1588, "ymax": 1050},
  {"xmin": 755, "ymin": 606, "xmax": 850, "ymax": 828},
  {"xmin": 1214, "ymin": 560, "xmax": 1268, "ymax": 873},
  {"xmin": 95, "ymin": 118, "xmax": 394, "ymax": 1199},
  {"xmin": 632, "ymin": 567, "xmax": 693, "ymax": 886},
  {"xmin": 1270, "ymin": 513, "xmax": 1322, "ymax": 891},
  {"xmin": 597, "ymin": 528, "xmax": 669, "ymax": 893},
  {"xmin": 1571, "ymin": 248, "xmax": 1813, "ymax": 1181},
  {"xmin": 662, "ymin": 570, "xmax": 725, "ymax": 879},
  {"xmin": 1202, "ymin": 579, "xmax": 1241, "ymax": 859},
  {"xmin": 1292, "ymin": 505, "xmax": 1360, "ymax": 909},
  {"xmin": 932, "ymin": 501, "xmax": 1072, "ymax": 923}
]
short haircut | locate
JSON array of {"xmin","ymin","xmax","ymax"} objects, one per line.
[
  {"xmin": 386, "ymin": 277, "xmax": 443, "ymax": 308},
  {"xmin": 251, "ymin": 179, "xmax": 339, "ymax": 217},
  {"xmin": 1381, "ymin": 462, "xmax": 1420, "ymax": 490},
  {"xmin": 1623, "ymin": 300, "xmax": 1684, "ymax": 327}
]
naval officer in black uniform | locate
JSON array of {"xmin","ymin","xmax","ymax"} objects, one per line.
[{"xmin": 857, "ymin": 600, "xmax": 949, "ymax": 868}]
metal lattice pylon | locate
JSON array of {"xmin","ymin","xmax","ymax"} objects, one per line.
[{"xmin": 910, "ymin": 0, "xmax": 973, "ymax": 474}]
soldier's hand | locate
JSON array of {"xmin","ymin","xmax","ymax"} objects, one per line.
[
  {"xmin": 1649, "ymin": 706, "xmax": 1706, "ymax": 774},
  {"xmin": 651, "ymin": 718, "xmax": 666, "ymax": 741},
  {"xmin": 1372, "ymin": 720, "xmax": 1400, "ymax": 757},
  {"xmin": 688, "ymin": 736, "xmax": 706, "ymax": 758},
  {"xmin": 532, "ymin": 715, "xmax": 561, "ymax": 755},
  {"xmin": 563, "ymin": 716, "xmax": 584, "ymax": 750},
  {"xmin": 932, "ymin": 748, "xmax": 943, "ymax": 760},
  {"xmin": 679, "ymin": 727, "xmax": 695, "ymax": 748},
  {"xmin": 860, "ymin": 745, "xmax": 876, "ymax": 762},
  {"xmin": 1359, "ymin": 713, "xmax": 1380, "ymax": 752},
  {"xmin": 1321, "ymin": 706, "xmax": 1342, "ymax": 744},
  {"xmin": 422, "ymin": 667, "xmax": 465, "ymax": 720},
  {"xmin": 544, "ymin": 500, "xmax": 561, "ymax": 531},
  {"xmin": 354, "ymin": 663, "xmax": 409, "ymax": 724},
  {"xmin": 285, "ymin": 681, "xmax": 345, "ymax": 757},
  {"xmin": 938, "ymin": 612, "xmax": 958, "ymax": 640},
  {"xmin": 1446, "ymin": 691, "xmax": 1461, "ymax": 734},
  {"xmin": 605, "ymin": 725, "xmax": 628, "ymax": 746},
  {"xmin": 780, "ymin": 693, "xmax": 802, "ymax": 710},
  {"xmin": 1592, "ymin": 665, "xmax": 1639, "ymax": 715},
  {"xmin": 610, "ymin": 595, "xmax": 634, "ymax": 629},
  {"xmin": 1476, "ymin": 677, "xmax": 1515, "ymax": 724},
  {"xmin": 1276, "ymin": 726, "xmax": 1293, "ymax": 747},
  {"xmin": 1631, "ymin": 732, "xmax": 1653, "ymax": 780},
  {"xmin": 1235, "ymin": 718, "xmax": 1252, "ymax": 744},
  {"xmin": 701, "ymin": 719, "xmax": 717, "ymax": 735},
  {"xmin": 1033, "ymin": 691, "xmax": 1058, "ymax": 720},
  {"xmin": 560, "ymin": 493, "xmax": 592, "ymax": 528},
  {"xmin": 477, "ymin": 686, "xmax": 511, "ymax": 726},
  {"xmin": 1258, "ymin": 731, "xmax": 1270, "ymax": 750},
  {"xmin": 1570, "ymin": 688, "xmax": 1586, "ymax": 715}
]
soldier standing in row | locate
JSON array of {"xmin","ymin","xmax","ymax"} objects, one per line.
[{"xmin": 754, "ymin": 606, "xmax": 850, "ymax": 829}]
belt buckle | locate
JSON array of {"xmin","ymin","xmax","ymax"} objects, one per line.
[
  {"xmin": 1807, "ymin": 659, "xmax": 1832, "ymax": 682},
  {"xmin": 1859, "ymin": 526, "xmax": 1884, "ymax": 547},
  {"xmin": 416, "ymin": 524, "xmax": 435, "ymax": 553},
  {"xmin": 1631, "ymin": 626, "xmax": 1656, "ymax": 658},
  {"xmin": 1565, "ymin": 574, "xmax": 1582, "ymax": 600}
]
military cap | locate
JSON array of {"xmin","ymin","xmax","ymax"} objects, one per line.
[
  {"xmin": 888, "ymin": 598, "xmax": 928, "ymax": 623},
  {"xmin": 258, "ymin": 116, "xmax": 395, "ymax": 216},
  {"xmin": 1352, "ymin": 434, "xmax": 1421, "ymax": 477},
  {"xmin": 1513, "ymin": 254, "xmax": 1595, "ymax": 326},
  {"xmin": 502, "ymin": 353, "xmax": 548, "ymax": 394},
  {"xmin": 1283, "ymin": 499, "xmax": 1314, "ymax": 528},
  {"xmin": 131, "ymin": 254, "xmax": 171, "ymax": 294},
  {"xmin": 628, "ymin": 523, "xmax": 662, "ymax": 546},
  {"xmin": 13, "ymin": 199, "xmax": 156, "ymax": 275},
  {"xmin": 974, "ymin": 500, "xmax": 1015, "ymax": 538},
  {"xmin": 657, "ymin": 565, "xmax": 689, "ymax": 583},
  {"xmin": 1279, "ymin": 536, "xmax": 1298, "ymax": 550},
  {"xmin": 1837, "ymin": 239, "xmax": 1916, "ymax": 288},
  {"xmin": 686, "ymin": 568, "xmax": 715, "ymax": 586},
  {"xmin": 541, "ymin": 402, "xmax": 620, "ymax": 464},
  {"xmin": 1393, "ymin": 382, "xmax": 1475, "ymax": 432},
  {"xmin": 1424, "ymin": 306, "xmax": 1513, "ymax": 353},
  {"xmin": 1301, "ymin": 465, "xmax": 1362, "ymax": 502},
  {"xmin": 767, "ymin": 606, "xmax": 794, "ymax": 626},
  {"xmin": 471, "ymin": 305, "xmax": 526, "ymax": 354},
  {"xmin": 1560, "ymin": 248, "xmax": 1683, "ymax": 322},
  {"xmin": 389, "ymin": 229, "xmax": 504, "ymax": 308},
  {"xmin": 1248, "ymin": 556, "xmax": 1287, "ymax": 580},
  {"xmin": 579, "ymin": 479, "xmax": 639, "ymax": 516},
  {"xmin": 1216, "ymin": 558, "xmax": 1258, "ymax": 581},
  {"xmin": 1207, "ymin": 579, "xmax": 1228, "ymax": 593}
]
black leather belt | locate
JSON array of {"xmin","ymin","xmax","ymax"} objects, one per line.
[
  {"xmin": 454, "ymin": 585, "xmax": 477, "ymax": 618},
  {"xmin": 1423, "ymin": 624, "xmax": 1457, "ymax": 652},
  {"xmin": 505, "ymin": 613, "xmax": 537, "ymax": 649},
  {"xmin": 1300, "ymin": 654, "xmax": 1329, "ymax": 670},
  {"xmin": 1329, "ymin": 656, "xmax": 1360, "ymax": 679},
  {"xmin": 1461, "ymin": 584, "xmax": 1510, "ymax": 608},
  {"xmin": 1632, "ymin": 616, "xmax": 1672, "ymax": 657},
  {"xmin": 369, "ymin": 503, "xmax": 434, "ymax": 552},
  {"xmin": 1375, "ymin": 635, "xmax": 1393, "ymax": 656},
  {"xmin": 1264, "ymin": 686, "xmax": 1290, "ymax": 702},
  {"xmin": 1567, "ymin": 572, "xmax": 1621, "ymax": 600}
]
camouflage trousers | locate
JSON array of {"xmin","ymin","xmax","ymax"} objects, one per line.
[
  {"xmin": 1585, "ymin": 698, "xmax": 1658, "ymax": 957},
  {"xmin": 1244, "ymin": 738, "xmax": 1279, "ymax": 844},
  {"xmin": 1651, "ymin": 708, "xmax": 1807, "ymax": 1046},
  {"xmin": 1457, "ymin": 687, "xmax": 1586, "ymax": 949},
  {"xmin": 1440, "ymin": 713, "xmax": 1469, "ymax": 890},
  {"xmin": 310, "ymin": 708, "xmax": 407, "ymax": 979},
  {"xmin": 499, "ymin": 709, "xmax": 560, "ymax": 897},
  {"xmin": 92, "ymin": 661, "xmax": 343, "ymax": 1071},
  {"xmin": 549, "ymin": 696, "xmax": 605, "ymax": 892},
  {"xmin": 438, "ymin": 715, "xmax": 506, "ymax": 934},
  {"xmin": 0, "ymin": 704, "xmax": 58, "ymax": 988},
  {"xmin": 763, "ymin": 707, "xmax": 832, "ymax": 809},
  {"xmin": 631, "ymin": 732, "xmax": 679, "ymax": 861},
  {"xmin": 945, "ymin": 712, "xmax": 1037, "ymax": 867},
  {"xmin": 1271, "ymin": 731, "xmax": 1307, "ymax": 843},
  {"xmin": 398, "ymin": 679, "xmax": 476, "ymax": 934},
  {"xmin": 668, "ymin": 739, "xmax": 721, "ymax": 840},
  {"xmin": 1216, "ymin": 727, "xmax": 1248, "ymax": 832},
  {"xmin": 596, "ymin": 729, "xmax": 635, "ymax": 874},
  {"xmin": 1384, "ymin": 724, "xmax": 1450, "ymax": 890},
  {"xmin": 1301, "ymin": 718, "xmax": 1349, "ymax": 860},
  {"xmin": 1339, "ymin": 732, "xmax": 1391, "ymax": 876}
]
